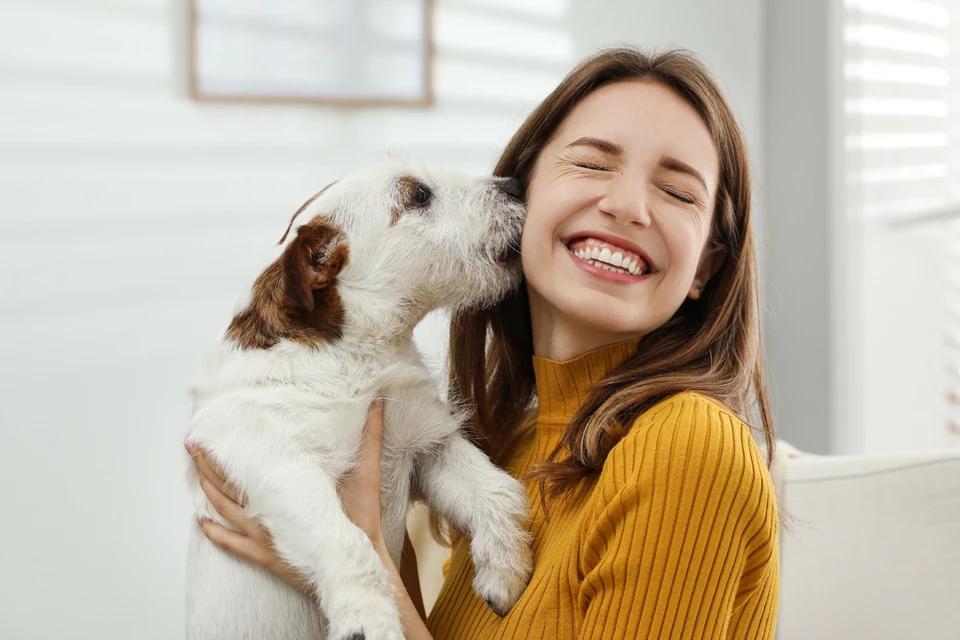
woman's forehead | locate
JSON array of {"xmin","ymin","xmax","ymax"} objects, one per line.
[{"xmin": 553, "ymin": 80, "xmax": 719, "ymax": 181}]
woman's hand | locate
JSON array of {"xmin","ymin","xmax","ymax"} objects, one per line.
[
  {"xmin": 337, "ymin": 397, "xmax": 387, "ymax": 546},
  {"xmin": 186, "ymin": 441, "xmax": 317, "ymax": 597},
  {"xmin": 186, "ymin": 397, "xmax": 389, "ymax": 596},
  {"xmin": 188, "ymin": 398, "xmax": 432, "ymax": 637}
]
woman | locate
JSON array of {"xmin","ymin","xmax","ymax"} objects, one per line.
[{"xmin": 189, "ymin": 46, "xmax": 781, "ymax": 639}]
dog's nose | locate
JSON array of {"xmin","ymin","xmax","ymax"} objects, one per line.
[{"xmin": 497, "ymin": 177, "xmax": 523, "ymax": 201}]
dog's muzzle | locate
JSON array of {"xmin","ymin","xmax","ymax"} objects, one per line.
[{"xmin": 496, "ymin": 177, "xmax": 524, "ymax": 202}]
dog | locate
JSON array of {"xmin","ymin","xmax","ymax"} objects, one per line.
[{"xmin": 184, "ymin": 158, "xmax": 533, "ymax": 640}]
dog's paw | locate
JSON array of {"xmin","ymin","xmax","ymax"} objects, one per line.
[
  {"xmin": 332, "ymin": 627, "xmax": 399, "ymax": 640},
  {"xmin": 330, "ymin": 612, "xmax": 403, "ymax": 640},
  {"xmin": 472, "ymin": 540, "xmax": 533, "ymax": 618},
  {"xmin": 484, "ymin": 597, "xmax": 507, "ymax": 619},
  {"xmin": 340, "ymin": 628, "xmax": 401, "ymax": 640}
]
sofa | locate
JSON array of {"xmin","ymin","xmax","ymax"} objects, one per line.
[{"xmin": 771, "ymin": 441, "xmax": 960, "ymax": 638}]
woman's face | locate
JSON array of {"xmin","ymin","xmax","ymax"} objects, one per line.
[{"xmin": 521, "ymin": 79, "xmax": 724, "ymax": 350}]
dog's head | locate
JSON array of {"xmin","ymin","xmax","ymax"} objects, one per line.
[{"xmin": 227, "ymin": 158, "xmax": 525, "ymax": 349}]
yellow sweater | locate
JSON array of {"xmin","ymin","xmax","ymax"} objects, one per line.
[{"xmin": 426, "ymin": 338, "xmax": 780, "ymax": 639}]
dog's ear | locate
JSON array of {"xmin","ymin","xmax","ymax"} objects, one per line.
[{"xmin": 281, "ymin": 221, "xmax": 348, "ymax": 313}]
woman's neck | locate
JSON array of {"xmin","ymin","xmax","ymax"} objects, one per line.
[{"xmin": 528, "ymin": 286, "xmax": 645, "ymax": 361}]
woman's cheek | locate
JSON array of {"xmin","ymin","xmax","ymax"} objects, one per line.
[
  {"xmin": 658, "ymin": 270, "xmax": 696, "ymax": 315},
  {"xmin": 518, "ymin": 208, "xmax": 555, "ymax": 280}
]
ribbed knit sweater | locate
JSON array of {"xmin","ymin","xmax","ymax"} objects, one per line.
[{"xmin": 426, "ymin": 338, "xmax": 780, "ymax": 639}]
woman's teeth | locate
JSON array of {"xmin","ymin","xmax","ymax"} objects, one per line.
[{"xmin": 572, "ymin": 245, "xmax": 647, "ymax": 276}]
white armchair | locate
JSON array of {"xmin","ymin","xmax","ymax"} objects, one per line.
[{"xmin": 771, "ymin": 441, "xmax": 960, "ymax": 639}]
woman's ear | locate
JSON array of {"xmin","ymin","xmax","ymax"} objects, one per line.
[{"xmin": 688, "ymin": 241, "xmax": 726, "ymax": 300}]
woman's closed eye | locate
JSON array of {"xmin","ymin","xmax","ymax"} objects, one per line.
[
  {"xmin": 567, "ymin": 158, "xmax": 702, "ymax": 207},
  {"xmin": 660, "ymin": 186, "xmax": 699, "ymax": 205},
  {"xmin": 574, "ymin": 160, "xmax": 614, "ymax": 172}
]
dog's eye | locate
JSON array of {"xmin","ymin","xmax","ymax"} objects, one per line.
[
  {"xmin": 395, "ymin": 177, "xmax": 433, "ymax": 218},
  {"xmin": 412, "ymin": 184, "xmax": 432, "ymax": 207}
]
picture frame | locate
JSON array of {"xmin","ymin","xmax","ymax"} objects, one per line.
[{"xmin": 188, "ymin": 0, "xmax": 434, "ymax": 107}]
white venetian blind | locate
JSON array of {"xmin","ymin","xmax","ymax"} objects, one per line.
[{"xmin": 843, "ymin": 0, "xmax": 960, "ymax": 450}]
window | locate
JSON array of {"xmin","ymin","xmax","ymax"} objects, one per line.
[{"xmin": 843, "ymin": 0, "xmax": 960, "ymax": 450}]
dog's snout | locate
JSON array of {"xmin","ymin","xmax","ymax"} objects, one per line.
[{"xmin": 496, "ymin": 177, "xmax": 523, "ymax": 201}]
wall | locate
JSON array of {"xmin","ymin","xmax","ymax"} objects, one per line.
[
  {"xmin": 762, "ymin": 0, "xmax": 841, "ymax": 454},
  {"xmin": 0, "ymin": 0, "xmax": 763, "ymax": 636}
]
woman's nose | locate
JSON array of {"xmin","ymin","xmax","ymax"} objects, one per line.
[{"xmin": 597, "ymin": 178, "xmax": 652, "ymax": 227}]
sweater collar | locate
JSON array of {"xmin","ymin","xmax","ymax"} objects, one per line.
[{"xmin": 531, "ymin": 337, "xmax": 641, "ymax": 422}]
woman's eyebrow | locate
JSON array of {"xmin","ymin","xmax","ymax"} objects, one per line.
[
  {"xmin": 565, "ymin": 137, "xmax": 710, "ymax": 197},
  {"xmin": 565, "ymin": 136, "xmax": 623, "ymax": 156}
]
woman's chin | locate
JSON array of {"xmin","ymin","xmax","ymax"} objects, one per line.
[{"xmin": 561, "ymin": 302, "xmax": 649, "ymax": 336}]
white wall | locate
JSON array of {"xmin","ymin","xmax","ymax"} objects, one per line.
[
  {"xmin": 762, "ymin": 0, "xmax": 839, "ymax": 454},
  {"xmin": 0, "ymin": 0, "xmax": 763, "ymax": 637}
]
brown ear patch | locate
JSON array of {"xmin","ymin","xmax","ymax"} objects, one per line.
[
  {"xmin": 281, "ymin": 222, "xmax": 348, "ymax": 313},
  {"xmin": 226, "ymin": 216, "xmax": 349, "ymax": 350}
]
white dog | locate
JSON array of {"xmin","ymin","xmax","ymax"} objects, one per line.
[{"xmin": 184, "ymin": 159, "xmax": 533, "ymax": 640}]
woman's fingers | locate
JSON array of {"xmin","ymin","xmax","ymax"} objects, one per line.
[
  {"xmin": 198, "ymin": 474, "xmax": 273, "ymax": 547},
  {"xmin": 186, "ymin": 442, "xmax": 245, "ymax": 506},
  {"xmin": 190, "ymin": 450, "xmax": 315, "ymax": 598},
  {"xmin": 199, "ymin": 518, "xmax": 274, "ymax": 567},
  {"xmin": 358, "ymin": 398, "xmax": 385, "ymax": 480},
  {"xmin": 198, "ymin": 518, "xmax": 316, "ymax": 598},
  {"xmin": 187, "ymin": 399, "xmax": 390, "ymax": 596}
]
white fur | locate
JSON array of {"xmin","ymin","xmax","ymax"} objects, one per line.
[{"xmin": 185, "ymin": 159, "xmax": 533, "ymax": 640}]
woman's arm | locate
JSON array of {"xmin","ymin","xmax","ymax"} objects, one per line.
[
  {"xmin": 190, "ymin": 398, "xmax": 434, "ymax": 639},
  {"xmin": 372, "ymin": 534, "xmax": 432, "ymax": 638},
  {"xmin": 399, "ymin": 531, "xmax": 427, "ymax": 621},
  {"xmin": 577, "ymin": 395, "xmax": 780, "ymax": 639}
]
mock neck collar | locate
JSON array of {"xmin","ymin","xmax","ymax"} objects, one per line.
[{"xmin": 531, "ymin": 337, "xmax": 641, "ymax": 423}]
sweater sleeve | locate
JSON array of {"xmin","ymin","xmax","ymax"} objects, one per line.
[{"xmin": 576, "ymin": 393, "xmax": 780, "ymax": 640}]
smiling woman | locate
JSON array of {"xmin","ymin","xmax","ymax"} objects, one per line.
[{"xmin": 430, "ymin": 47, "xmax": 780, "ymax": 640}]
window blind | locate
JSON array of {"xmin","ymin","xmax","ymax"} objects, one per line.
[{"xmin": 843, "ymin": 0, "xmax": 960, "ymax": 449}]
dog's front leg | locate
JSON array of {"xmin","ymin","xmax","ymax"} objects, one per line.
[
  {"xmin": 201, "ymin": 441, "xmax": 405, "ymax": 640},
  {"xmin": 417, "ymin": 430, "xmax": 533, "ymax": 616}
]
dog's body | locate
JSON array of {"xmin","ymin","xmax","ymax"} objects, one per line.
[{"xmin": 185, "ymin": 160, "xmax": 533, "ymax": 640}]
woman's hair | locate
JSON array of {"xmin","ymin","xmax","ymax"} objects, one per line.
[{"xmin": 434, "ymin": 46, "xmax": 776, "ymax": 540}]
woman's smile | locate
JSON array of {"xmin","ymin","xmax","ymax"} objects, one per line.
[{"xmin": 564, "ymin": 242, "xmax": 656, "ymax": 284}]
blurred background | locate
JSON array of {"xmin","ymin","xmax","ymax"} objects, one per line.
[{"xmin": 1, "ymin": 0, "xmax": 958, "ymax": 637}]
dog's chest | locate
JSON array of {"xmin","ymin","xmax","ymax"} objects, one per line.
[{"xmin": 193, "ymin": 341, "xmax": 455, "ymax": 477}]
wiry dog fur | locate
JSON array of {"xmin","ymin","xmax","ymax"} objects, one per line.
[{"xmin": 184, "ymin": 159, "xmax": 533, "ymax": 640}]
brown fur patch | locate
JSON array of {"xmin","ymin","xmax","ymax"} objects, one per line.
[{"xmin": 226, "ymin": 216, "xmax": 349, "ymax": 350}]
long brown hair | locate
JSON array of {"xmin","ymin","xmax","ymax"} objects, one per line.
[{"xmin": 436, "ymin": 47, "xmax": 777, "ymax": 540}]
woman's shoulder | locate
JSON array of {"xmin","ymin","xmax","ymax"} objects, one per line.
[
  {"xmin": 584, "ymin": 390, "xmax": 780, "ymax": 599},
  {"xmin": 635, "ymin": 389, "xmax": 746, "ymax": 425},
  {"xmin": 600, "ymin": 390, "xmax": 771, "ymax": 501},
  {"xmin": 622, "ymin": 389, "xmax": 753, "ymax": 446}
]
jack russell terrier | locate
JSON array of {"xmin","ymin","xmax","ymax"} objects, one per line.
[{"xmin": 185, "ymin": 159, "xmax": 533, "ymax": 640}]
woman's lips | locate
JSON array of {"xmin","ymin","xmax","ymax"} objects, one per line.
[{"xmin": 565, "ymin": 243, "xmax": 655, "ymax": 284}]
